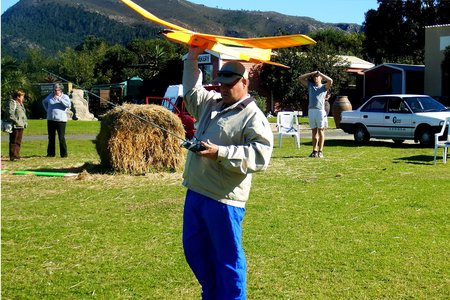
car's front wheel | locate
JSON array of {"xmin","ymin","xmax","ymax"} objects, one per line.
[
  {"xmin": 354, "ymin": 125, "xmax": 370, "ymax": 144},
  {"xmin": 417, "ymin": 127, "xmax": 433, "ymax": 147}
]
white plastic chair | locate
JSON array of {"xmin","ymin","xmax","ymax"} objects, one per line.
[
  {"xmin": 276, "ymin": 111, "xmax": 300, "ymax": 148},
  {"xmin": 434, "ymin": 117, "xmax": 450, "ymax": 165}
]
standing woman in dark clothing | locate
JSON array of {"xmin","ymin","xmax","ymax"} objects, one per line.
[
  {"xmin": 42, "ymin": 83, "xmax": 71, "ymax": 157},
  {"xmin": 7, "ymin": 89, "xmax": 28, "ymax": 161}
]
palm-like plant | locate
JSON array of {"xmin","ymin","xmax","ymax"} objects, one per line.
[{"xmin": 1, "ymin": 56, "xmax": 30, "ymax": 111}]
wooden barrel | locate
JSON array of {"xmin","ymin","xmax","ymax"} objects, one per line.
[
  {"xmin": 332, "ymin": 96, "xmax": 352, "ymax": 128},
  {"xmin": 324, "ymin": 100, "xmax": 330, "ymax": 116}
]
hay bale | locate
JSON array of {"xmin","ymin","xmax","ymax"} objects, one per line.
[{"xmin": 96, "ymin": 104, "xmax": 186, "ymax": 174}]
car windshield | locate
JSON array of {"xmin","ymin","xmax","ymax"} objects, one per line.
[{"xmin": 404, "ymin": 96, "xmax": 448, "ymax": 113}]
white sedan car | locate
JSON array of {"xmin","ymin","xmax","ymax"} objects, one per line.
[{"xmin": 339, "ymin": 94, "xmax": 450, "ymax": 146}]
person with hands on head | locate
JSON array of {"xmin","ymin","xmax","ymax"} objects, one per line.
[
  {"xmin": 182, "ymin": 45, "xmax": 273, "ymax": 300},
  {"xmin": 299, "ymin": 70, "xmax": 333, "ymax": 158},
  {"xmin": 6, "ymin": 89, "xmax": 28, "ymax": 161},
  {"xmin": 42, "ymin": 83, "xmax": 71, "ymax": 158}
]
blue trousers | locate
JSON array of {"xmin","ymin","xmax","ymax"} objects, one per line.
[{"xmin": 183, "ymin": 189, "xmax": 247, "ymax": 300}]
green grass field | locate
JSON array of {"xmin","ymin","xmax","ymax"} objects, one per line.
[{"xmin": 1, "ymin": 120, "xmax": 449, "ymax": 299}]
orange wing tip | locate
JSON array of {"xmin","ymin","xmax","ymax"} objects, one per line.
[
  {"xmin": 263, "ymin": 60, "xmax": 291, "ymax": 68},
  {"xmin": 284, "ymin": 34, "xmax": 316, "ymax": 47}
]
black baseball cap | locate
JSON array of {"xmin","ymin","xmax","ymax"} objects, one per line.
[{"xmin": 214, "ymin": 61, "xmax": 249, "ymax": 84}]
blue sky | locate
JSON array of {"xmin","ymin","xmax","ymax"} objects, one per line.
[
  {"xmin": 2, "ymin": 0, "xmax": 379, "ymax": 24},
  {"xmin": 189, "ymin": 0, "xmax": 379, "ymax": 24},
  {"xmin": 1, "ymin": 0, "xmax": 18, "ymax": 14}
]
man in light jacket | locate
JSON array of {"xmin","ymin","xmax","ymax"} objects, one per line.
[
  {"xmin": 181, "ymin": 45, "xmax": 273, "ymax": 300},
  {"xmin": 42, "ymin": 83, "xmax": 71, "ymax": 157}
]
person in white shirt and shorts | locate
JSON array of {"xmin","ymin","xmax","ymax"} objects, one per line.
[{"xmin": 299, "ymin": 71, "xmax": 333, "ymax": 158}]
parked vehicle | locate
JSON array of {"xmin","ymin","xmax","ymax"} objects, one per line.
[
  {"xmin": 339, "ymin": 94, "xmax": 450, "ymax": 146},
  {"xmin": 146, "ymin": 85, "xmax": 196, "ymax": 140}
]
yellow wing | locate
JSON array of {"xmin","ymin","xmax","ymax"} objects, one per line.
[
  {"xmin": 163, "ymin": 30, "xmax": 272, "ymax": 61},
  {"xmin": 120, "ymin": 0, "xmax": 315, "ymax": 67},
  {"xmin": 190, "ymin": 33, "xmax": 316, "ymax": 49}
]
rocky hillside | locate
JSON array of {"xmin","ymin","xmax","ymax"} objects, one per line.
[{"xmin": 1, "ymin": 0, "xmax": 361, "ymax": 58}]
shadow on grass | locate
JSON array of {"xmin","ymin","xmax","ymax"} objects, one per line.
[
  {"xmin": 325, "ymin": 139, "xmax": 426, "ymax": 149},
  {"xmin": 2, "ymin": 155, "xmax": 111, "ymax": 174},
  {"xmin": 394, "ymin": 155, "xmax": 438, "ymax": 165},
  {"xmin": 325, "ymin": 139, "xmax": 437, "ymax": 164},
  {"xmin": 271, "ymin": 154, "xmax": 303, "ymax": 159},
  {"xmin": 21, "ymin": 162, "xmax": 113, "ymax": 175},
  {"xmin": 8, "ymin": 155, "xmax": 47, "ymax": 159},
  {"xmin": 277, "ymin": 139, "xmax": 426, "ymax": 148}
]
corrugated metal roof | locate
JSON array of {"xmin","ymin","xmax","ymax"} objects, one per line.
[
  {"xmin": 337, "ymin": 55, "xmax": 374, "ymax": 69},
  {"xmin": 425, "ymin": 24, "xmax": 450, "ymax": 28}
]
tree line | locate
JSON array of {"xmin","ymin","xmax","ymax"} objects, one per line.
[
  {"xmin": 1, "ymin": 2, "xmax": 159, "ymax": 58},
  {"xmin": 1, "ymin": 37, "xmax": 187, "ymax": 118},
  {"xmin": 260, "ymin": 0, "xmax": 450, "ymax": 111},
  {"xmin": 2, "ymin": 0, "xmax": 450, "ymax": 118}
]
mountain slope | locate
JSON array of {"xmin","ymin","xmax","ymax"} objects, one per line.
[{"xmin": 1, "ymin": 0, "xmax": 361, "ymax": 58}]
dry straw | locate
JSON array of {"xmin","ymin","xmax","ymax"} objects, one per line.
[{"xmin": 96, "ymin": 104, "xmax": 186, "ymax": 174}]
